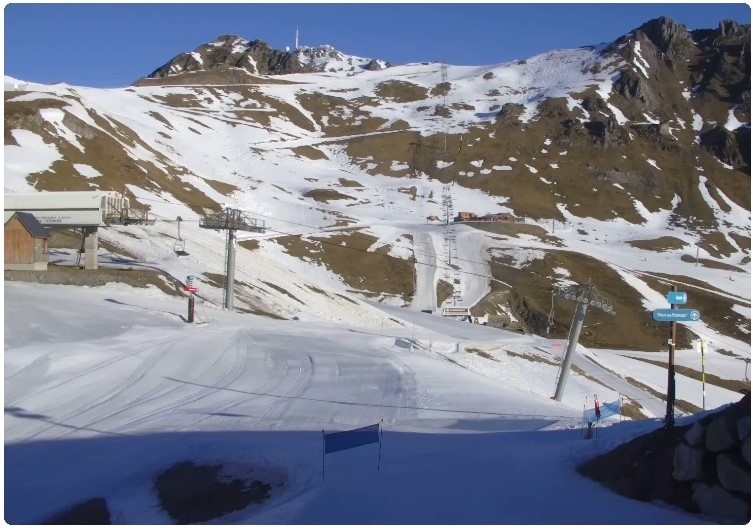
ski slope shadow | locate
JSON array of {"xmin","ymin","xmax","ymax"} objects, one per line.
[{"xmin": 3, "ymin": 425, "xmax": 707, "ymax": 525}]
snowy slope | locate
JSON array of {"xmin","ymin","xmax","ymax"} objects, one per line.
[
  {"xmin": 4, "ymin": 282, "xmax": 725, "ymax": 524},
  {"xmin": 4, "ymin": 37, "xmax": 750, "ymax": 522}
]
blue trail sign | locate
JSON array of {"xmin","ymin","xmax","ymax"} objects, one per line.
[
  {"xmin": 666, "ymin": 291, "xmax": 688, "ymax": 305},
  {"xmin": 653, "ymin": 309, "xmax": 700, "ymax": 322}
]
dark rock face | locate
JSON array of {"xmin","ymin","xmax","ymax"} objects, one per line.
[
  {"xmin": 579, "ymin": 395, "xmax": 751, "ymax": 524},
  {"xmin": 638, "ymin": 16, "xmax": 695, "ymax": 67},
  {"xmin": 700, "ymin": 125, "xmax": 747, "ymax": 168},
  {"xmin": 143, "ymin": 36, "xmax": 305, "ymax": 80},
  {"xmin": 494, "ymin": 103, "xmax": 525, "ymax": 125},
  {"xmin": 363, "ymin": 59, "xmax": 384, "ymax": 71}
]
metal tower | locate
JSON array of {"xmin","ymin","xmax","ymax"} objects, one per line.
[
  {"xmin": 440, "ymin": 60, "xmax": 448, "ymax": 152},
  {"xmin": 199, "ymin": 208, "xmax": 266, "ymax": 311},
  {"xmin": 552, "ymin": 281, "xmax": 615, "ymax": 401},
  {"xmin": 440, "ymin": 185, "xmax": 461, "ymax": 305}
]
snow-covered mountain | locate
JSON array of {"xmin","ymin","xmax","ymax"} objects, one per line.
[
  {"xmin": 136, "ymin": 35, "xmax": 390, "ymax": 85},
  {"xmin": 4, "ymin": 15, "xmax": 750, "ymax": 351},
  {"xmin": 4, "ymin": 16, "xmax": 751, "ymax": 525}
]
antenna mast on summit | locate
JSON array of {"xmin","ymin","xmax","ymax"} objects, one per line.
[{"xmin": 295, "ymin": 27, "xmax": 299, "ymax": 50}]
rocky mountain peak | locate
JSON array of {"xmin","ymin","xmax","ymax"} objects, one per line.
[
  {"xmin": 636, "ymin": 16, "xmax": 692, "ymax": 55},
  {"xmin": 136, "ymin": 36, "xmax": 390, "ymax": 85},
  {"xmin": 718, "ymin": 19, "xmax": 749, "ymax": 40}
]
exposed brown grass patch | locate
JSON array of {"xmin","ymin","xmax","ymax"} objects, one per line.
[
  {"xmin": 386, "ymin": 119, "xmax": 411, "ymax": 131},
  {"xmin": 303, "ymin": 189, "xmax": 356, "ymax": 202},
  {"xmin": 436, "ymin": 278, "xmax": 454, "ymax": 306},
  {"xmin": 620, "ymin": 398, "xmax": 649, "ymax": 420},
  {"xmin": 679, "ymin": 254, "xmax": 746, "ymax": 271},
  {"xmin": 430, "ymin": 82, "xmax": 451, "ymax": 97},
  {"xmin": 204, "ymin": 178, "xmax": 240, "ymax": 196},
  {"xmin": 202, "ymin": 272, "xmax": 285, "ymax": 319},
  {"xmin": 626, "ymin": 356, "xmax": 750, "ymax": 395},
  {"xmin": 697, "ymin": 230, "xmax": 741, "ymax": 259},
  {"xmin": 627, "ymin": 236, "xmax": 687, "ymax": 251},
  {"xmin": 728, "ymin": 232, "xmax": 751, "ymax": 255},
  {"xmin": 145, "ymin": 92, "xmax": 203, "ymax": 108},
  {"xmin": 261, "ymin": 281, "xmax": 304, "ymax": 305},
  {"xmin": 338, "ymin": 178, "xmax": 363, "ymax": 187},
  {"xmin": 11, "ymin": 97, "xmax": 222, "ymax": 215},
  {"xmin": 274, "ymin": 230, "xmax": 413, "ymax": 301},
  {"xmin": 344, "ymin": 129, "xmax": 440, "ymax": 178},
  {"xmin": 374, "ymin": 80, "xmax": 429, "ymax": 102},
  {"xmin": 504, "ymin": 350, "xmax": 558, "ymax": 366},
  {"xmin": 291, "ymin": 145, "xmax": 328, "ymax": 160},
  {"xmin": 484, "ymin": 247, "xmax": 671, "ymax": 351},
  {"xmin": 239, "ymin": 239, "xmax": 259, "ymax": 252},
  {"xmin": 297, "ymin": 93, "xmax": 388, "ymax": 136},
  {"xmin": 465, "ymin": 347, "xmax": 496, "ymax": 360}
]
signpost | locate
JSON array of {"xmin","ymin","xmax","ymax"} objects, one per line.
[
  {"xmin": 695, "ymin": 339, "xmax": 709, "ymax": 410},
  {"xmin": 654, "ymin": 288, "xmax": 700, "ymax": 428},
  {"xmin": 652, "ymin": 309, "xmax": 700, "ymax": 322},
  {"xmin": 183, "ymin": 275, "xmax": 198, "ymax": 323},
  {"xmin": 665, "ymin": 291, "xmax": 687, "ymax": 305}
]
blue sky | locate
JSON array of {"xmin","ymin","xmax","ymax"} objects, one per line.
[{"xmin": 4, "ymin": 2, "xmax": 751, "ymax": 88}]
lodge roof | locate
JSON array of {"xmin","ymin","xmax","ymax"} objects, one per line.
[{"xmin": 5, "ymin": 211, "xmax": 51, "ymax": 239}]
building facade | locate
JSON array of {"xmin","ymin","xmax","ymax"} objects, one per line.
[{"xmin": 4, "ymin": 212, "xmax": 51, "ymax": 271}]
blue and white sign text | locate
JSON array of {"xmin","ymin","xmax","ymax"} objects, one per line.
[{"xmin": 653, "ymin": 309, "xmax": 700, "ymax": 322}]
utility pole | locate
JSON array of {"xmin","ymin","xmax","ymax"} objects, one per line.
[
  {"xmin": 552, "ymin": 281, "xmax": 615, "ymax": 401},
  {"xmin": 665, "ymin": 284, "xmax": 677, "ymax": 428},
  {"xmin": 200, "ymin": 208, "xmax": 265, "ymax": 311},
  {"xmin": 696, "ymin": 338, "xmax": 708, "ymax": 411}
]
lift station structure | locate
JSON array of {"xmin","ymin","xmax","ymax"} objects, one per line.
[{"xmin": 4, "ymin": 191, "xmax": 151, "ymax": 269}]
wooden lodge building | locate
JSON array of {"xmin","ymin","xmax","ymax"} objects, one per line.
[{"xmin": 4, "ymin": 212, "xmax": 51, "ymax": 271}]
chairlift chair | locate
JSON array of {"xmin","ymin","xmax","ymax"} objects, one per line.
[
  {"xmin": 174, "ymin": 216, "xmax": 189, "ymax": 256},
  {"xmin": 174, "ymin": 239, "xmax": 188, "ymax": 256}
]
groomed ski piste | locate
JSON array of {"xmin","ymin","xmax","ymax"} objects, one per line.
[{"xmin": 4, "ymin": 276, "xmax": 746, "ymax": 524}]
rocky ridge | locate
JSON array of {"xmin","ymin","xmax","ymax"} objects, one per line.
[{"xmin": 136, "ymin": 35, "xmax": 389, "ymax": 85}]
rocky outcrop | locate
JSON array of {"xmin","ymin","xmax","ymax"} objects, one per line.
[
  {"xmin": 136, "ymin": 36, "xmax": 390, "ymax": 84},
  {"xmin": 700, "ymin": 125, "xmax": 747, "ymax": 168},
  {"xmin": 494, "ymin": 103, "xmax": 525, "ymax": 126},
  {"xmin": 636, "ymin": 16, "xmax": 695, "ymax": 67},
  {"xmin": 143, "ymin": 36, "xmax": 304, "ymax": 80}
]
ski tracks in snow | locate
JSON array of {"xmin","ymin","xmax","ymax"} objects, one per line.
[{"xmin": 6, "ymin": 324, "xmax": 424, "ymax": 442}]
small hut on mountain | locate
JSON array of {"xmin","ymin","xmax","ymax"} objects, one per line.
[{"xmin": 4, "ymin": 211, "xmax": 51, "ymax": 271}]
